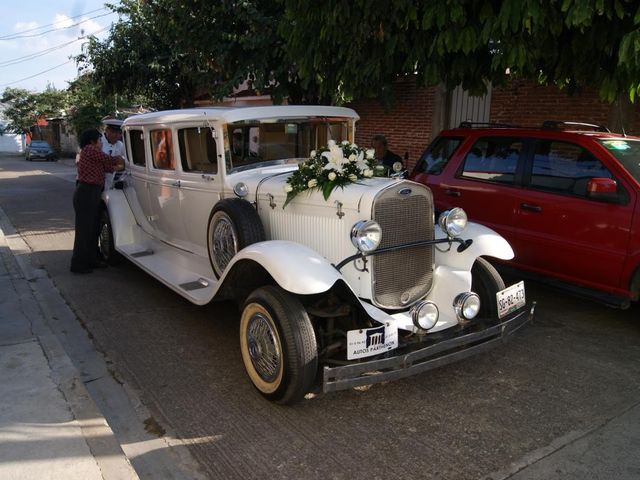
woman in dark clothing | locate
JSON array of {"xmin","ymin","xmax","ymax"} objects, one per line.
[{"xmin": 70, "ymin": 129, "xmax": 124, "ymax": 274}]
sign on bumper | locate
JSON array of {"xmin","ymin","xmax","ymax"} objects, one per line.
[{"xmin": 347, "ymin": 324, "xmax": 398, "ymax": 360}]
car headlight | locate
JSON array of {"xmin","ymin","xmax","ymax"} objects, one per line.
[
  {"xmin": 350, "ymin": 220, "xmax": 382, "ymax": 252},
  {"xmin": 438, "ymin": 207, "xmax": 467, "ymax": 237},
  {"xmin": 411, "ymin": 301, "xmax": 439, "ymax": 331},
  {"xmin": 454, "ymin": 292, "xmax": 481, "ymax": 320},
  {"xmin": 233, "ymin": 182, "xmax": 249, "ymax": 198}
]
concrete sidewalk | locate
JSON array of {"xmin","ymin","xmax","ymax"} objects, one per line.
[{"xmin": 0, "ymin": 215, "xmax": 138, "ymax": 478}]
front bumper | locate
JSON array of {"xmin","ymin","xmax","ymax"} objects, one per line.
[{"xmin": 322, "ymin": 302, "xmax": 535, "ymax": 393}]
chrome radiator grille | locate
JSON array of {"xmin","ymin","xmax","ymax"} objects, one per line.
[{"xmin": 371, "ymin": 184, "xmax": 434, "ymax": 309}]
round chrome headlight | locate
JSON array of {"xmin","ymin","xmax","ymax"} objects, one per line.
[
  {"xmin": 411, "ymin": 301, "xmax": 439, "ymax": 331},
  {"xmin": 233, "ymin": 182, "xmax": 249, "ymax": 198},
  {"xmin": 350, "ymin": 220, "xmax": 382, "ymax": 252},
  {"xmin": 438, "ymin": 207, "xmax": 468, "ymax": 237},
  {"xmin": 454, "ymin": 292, "xmax": 481, "ymax": 320}
]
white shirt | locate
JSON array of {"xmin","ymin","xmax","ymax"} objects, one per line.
[{"xmin": 101, "ymin": 135, "xmax": 126, "ymax": 189}]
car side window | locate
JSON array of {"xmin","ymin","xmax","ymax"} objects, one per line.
[
  {"xmin": 128, "ymin": 129, "xmax": 146, "ymax": 167},
  {"xmin": 415, "ymin": 136, "xmax": 462, "ymax": 174},
  {"xmin": 460, "ymin": 137, "xmax": 521, "ymax": 184},
  {"xmin": 150, "ymin": 129, "xmax": 175, "ymax": 170},
  {"xmin": 530, "ymin": 141, "xmax": 612, "ymax": 197},
  {"xmin": 178, "ymin": 127, "xmax": 218, "ymax": 174}
]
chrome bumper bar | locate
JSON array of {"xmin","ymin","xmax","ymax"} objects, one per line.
[{"xmin": 322, "ymin": 302, "xmax": 536, "ymax": 393}]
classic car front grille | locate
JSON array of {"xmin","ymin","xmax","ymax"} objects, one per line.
[{"xmin": 371, "ymin": 183, "xmax": 434, "ymax": 309}]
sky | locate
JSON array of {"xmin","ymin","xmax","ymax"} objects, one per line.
[{"xmin": 0, "ymin": 0, "xmax": 119, "ymax": 92}]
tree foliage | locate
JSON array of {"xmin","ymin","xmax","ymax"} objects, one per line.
[
  {"xmin": 78, "ymin": 1, "xmax": 640, "ymax": 107},
  {"xmin": 282, "ymin": 0, "xmax": 640, "ymax": 104},
  {"xmin": 78, "ymin": 0, "xmax": 323, "ymax": 109},
  {"xmin": 0, "ymin": 86, "xmax": 68, "ymax": 134}
]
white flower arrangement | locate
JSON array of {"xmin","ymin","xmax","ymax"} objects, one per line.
[{"xmin": 283, "ymin": 140, "xmax": 378, "ymax": 207}]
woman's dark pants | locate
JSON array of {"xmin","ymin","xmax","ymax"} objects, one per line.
[{"xmin": 70, "ymin": 182, "xmax": 102, "ymax": 272}]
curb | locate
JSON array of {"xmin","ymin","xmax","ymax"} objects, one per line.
[{"xmin": 0, "ymin": 206, "xmax": 139, "ymax": 480}]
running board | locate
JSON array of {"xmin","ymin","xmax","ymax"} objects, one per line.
[{"xmin": 116, "ymin": 227, "xmax": 218, "ymax": 305}]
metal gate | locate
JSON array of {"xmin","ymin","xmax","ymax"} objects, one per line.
[{"xmin": 448, "ymin": 84, "xmax": 492, "ymax": 128}]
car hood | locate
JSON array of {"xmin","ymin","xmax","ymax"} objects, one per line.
[{"xmin": 229, "ymin": 165, "xmax": 401, "ymax": 212}]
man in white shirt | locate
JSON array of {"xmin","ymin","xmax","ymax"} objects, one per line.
[{"xmin": 101, "ymin": 118, "xmax": 126, "ymax": 189}]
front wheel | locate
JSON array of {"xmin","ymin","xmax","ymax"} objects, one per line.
[
  {"xmin": 98, "ymin": 209, "xmax": 123, "ymax": 265},
  {"xmin": 240, "ymin": 286, "xmax": 318, "ymax": 404},
  {"xmin": 471, "ymin": 257, "xmax": 505, "ymax": 318}
]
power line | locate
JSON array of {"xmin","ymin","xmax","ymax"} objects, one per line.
[
  {"xmin": 0, "ymin": 27, "xmax": 108, "ymax": 68},
  {"xmin": 0, "ymin": 60, "xmax": 73, "ymax": 88},
  {"xmin": 0, "ymin": 6, "xmax": 107, "ymax": 39},
  {"xmin": 0, "ymin": 11, "xmax": 115, "ymax": 41}
]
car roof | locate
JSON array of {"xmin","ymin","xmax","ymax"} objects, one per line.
[
  {"xmin": 439, "ymin": 126, "xmax": 640, "ymax": 141},
  {"xmin": 122, "ymin": 106, "xmax": 360, "ymax": 127}
]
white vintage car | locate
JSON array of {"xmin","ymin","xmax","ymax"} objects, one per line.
[{"xmin": 99, "ymin": 106, "xmax": 534, "ymax": 404}]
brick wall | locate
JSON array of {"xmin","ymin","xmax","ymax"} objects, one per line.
[
  {"xmin": 490, "ymin": 79, "xmax": 640, "ymax": 135},
  {"xmin": 349, "ymin": 78, "xmax": 436, "ymax": 170}
]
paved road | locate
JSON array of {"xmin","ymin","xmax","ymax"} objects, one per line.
[{"xmin": 1, "ymin": 155, "xmax": 639, "ymax": 479}]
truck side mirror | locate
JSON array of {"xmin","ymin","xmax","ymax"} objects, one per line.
[{"xmin": 586, "ymin": 177, "xmax": 620, "ymax": 203}]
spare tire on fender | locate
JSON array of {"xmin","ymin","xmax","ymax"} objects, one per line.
[{"xmin": 207, "ymin": 198, "xmax": 265, "ymax": 278}]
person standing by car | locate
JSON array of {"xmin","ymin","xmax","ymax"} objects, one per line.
[
  {"xmin": 70, "ymin": 129, "xmax": 124, "ymax": 274},
  {"xmin": 101, "ymin": 118, "xmax": 126, "ymax": 189},
  {"xmin": 372, "ymin": 134, "xmax": 403, "ymax": 170}
]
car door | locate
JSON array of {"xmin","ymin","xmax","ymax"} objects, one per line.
[
  {"xmin": 147, "ymin": 128, "xmax": 189, "ymax": 249},
  {"xmin": 175, "ymin": 126, "xmax": 222, "ymax": 257},
  {"xmin": 433, "ymin": 135, "xmax": 526, "ymax": 242},
  {"xmin": 123, "ymin": 128, "xmax": 155, "ymax": 236},
  {"xmin": 511, "ymin": 138, "xmax": 634, "ymax": 292}
]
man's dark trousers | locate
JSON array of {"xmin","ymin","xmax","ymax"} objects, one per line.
[{"xmin": 71, "ymin": 182, "xmax": 102, "ymax": 271}]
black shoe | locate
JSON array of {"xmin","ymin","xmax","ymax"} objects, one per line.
[
  {"xmin": 92, "ymin": 259, "xmax": 108, "ymax": 269},
  {"xmin": 70, "ymin": 266, "xmax": 93, "ymax": 274}
]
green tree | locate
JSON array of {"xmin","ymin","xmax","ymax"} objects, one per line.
[
  {"xmin": 77, "ymin": 0, "xmax": 324, "ymax": 109},
  {"xmin": 0, "ymin": 86, "xmax": 68, "ymax": 134},
  {"xmin": 282, "ymin": 0, "xmax": 640, "ymax": 104}
]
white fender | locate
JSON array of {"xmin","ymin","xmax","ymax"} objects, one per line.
[
  {"xmin": 220, "ymin": 240, "xmax": 345, "ymax": 295},
  {"xmin": 435, "ymin": 222, "xmax": 514, "ymax": 271},
  {"xmin": 102, "ymin": 189, "xmax": 139, "ymax": 247}
]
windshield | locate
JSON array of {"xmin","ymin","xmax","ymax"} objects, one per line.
[
  {"xmin": 599, "ymin": 139, "xmax": 640, "ymax": 182},
  {"xmin": 225, "ymin": 117, "xmax": 351, "ymax": 173}
]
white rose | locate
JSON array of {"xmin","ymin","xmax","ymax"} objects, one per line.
[
  {"xmin": 341, "ymin": 140, "xmax": 350, "ymax": 145},
  {"xmin": 328, "ymin": 171, "xmax": 337, "ymax": 181},
  {"xmin": 364, "ymin": 169, "xmax": 374, "ymax": 177},
  {"xmin": 308, "ymin": 179, "xmax": 318, "ymax": 188},
  {"xmin": 284, "ymin": 184, "xmax": 293, "ymax": 193},
  {"xmin": 327, "ymin": 139, "xmax": 336, "ymax": 147},
  {"xmin": 351, "ymin": 143, "xmax": 357, "ymax": 149},
  {"xmin": 366, "ymin": 149, "xmax": 375, "ymax": 159},
  {"xmin": 348, "ymin": 153, "xmax": 357, "ymax": 162},
  {"xmin": 348, "ymin": 173, "xmax": 358, "ymax": 182},
  {"xmin": 309, "ymin": 150, "xmax": 317, "ymax": 158}
]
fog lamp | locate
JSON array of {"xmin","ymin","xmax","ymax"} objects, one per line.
[
  {"xmin": 411, "ymin": 301, "xmax": 439, "ymax": 331},
  {"xmin": 454, "ymin": 292, "xmax": 481, "ymax": 320},
  {"xmin": 350, "ymin": 220, "xmax": 382, "ymax": 252},
  {"xmin": 438, "ymin": 207, "xmax": 468, "ymax": 237}
]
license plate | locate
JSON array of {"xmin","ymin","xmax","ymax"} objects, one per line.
[
  {"xmin": 496, "ymin": 281, "xmax": 526, "ymax": 319},
  {"xmin": 347, "ymin": 324, "xmax": 398, "ymax": 360}
]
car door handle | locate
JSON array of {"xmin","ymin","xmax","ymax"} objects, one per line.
[
  {"xmin": 445, "ymin": 189, "xmax": 461, "ymax": 197},
  {"xmin": 520, "ymin": 203, "xmax": 542, "ymax": 212},
  {"xmin": 171, "ymin": 180, "xmax": 181, "ymax": 187}
]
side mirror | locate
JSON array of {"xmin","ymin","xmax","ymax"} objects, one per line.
[{"xmin": 586, "ymin": 177, "xmax": 620, "ymax": 203}]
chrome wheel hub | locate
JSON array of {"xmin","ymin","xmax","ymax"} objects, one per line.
[
  {"xmin": 211, "ymin": 213, "xmax": 238, "ymax": 275},
  {"xmin": 246, "ymin": 313, "xmax": 281, "ymax": 382}
]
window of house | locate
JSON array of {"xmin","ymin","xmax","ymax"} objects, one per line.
[
  {"xmin": 415, "ymin": 136, "xmax": 462, "ymax": 174},
  {"xmin": 530, "ymin": 141, "xmax": 612, "ymax": 196},
  {"xmin": 178, "ymin": 127, "xmax": 218, "ymax": 174},
  {"xmin": 128, "ymin": 129, "xmax": 146, "ymax": 167},
  {"xmin": 150, "ymin": 129, "xmax": 175, "ymax": 170},
  {"xmin": 460, "ymin": 137, "xmax": 521, "ymax": 184}
]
